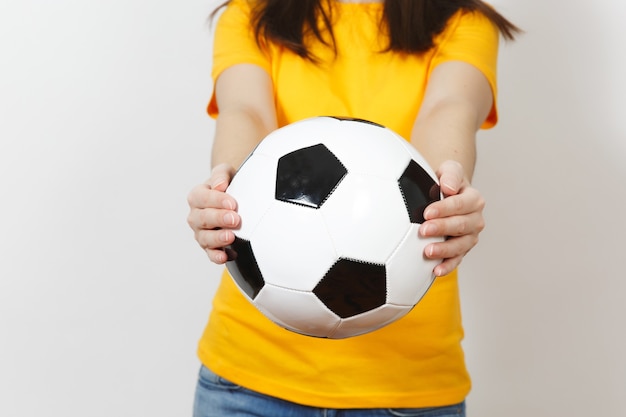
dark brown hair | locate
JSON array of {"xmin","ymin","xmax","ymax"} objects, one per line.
[{"xmin": 213, "ymin": 0, "xmax": 520, "ymax": 59}]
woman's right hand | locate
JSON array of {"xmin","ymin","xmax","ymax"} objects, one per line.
[{"xmin": 187, "ymin": 163, "xmax": 240, "ymax": 264}]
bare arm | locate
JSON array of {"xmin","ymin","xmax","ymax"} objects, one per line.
[
  {"xmin": 411, "ymin": 60, "xmax": 493, "ymax": 276},
  {"xmin": 211, "ymin": 64, "xmax": 278, "ymax": 170},
  {"xmin": 412, "ymin": 60, "xmax": 493, "ymax": 179},
  {"xmin": 188, "ymin": 64, "xmax": 278, "ymax": 264}
]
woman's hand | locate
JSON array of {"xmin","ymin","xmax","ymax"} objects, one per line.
[
  {"xmin": 187, "ymin": 163, "xmax": 241, "ymax": 264},
  {"xmin": 419, "ymin": 160, "xmax": 486, "ymax": 277}
]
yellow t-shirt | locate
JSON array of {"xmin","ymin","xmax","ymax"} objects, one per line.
[{"xmin": 200, "ymin": 0, "xmax": 500, "ymax": 408}]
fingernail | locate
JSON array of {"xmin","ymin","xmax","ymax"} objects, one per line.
[
  {"xmin": 215, "ymin": 251, "xmax": 227, "ymax": 263},
  {"xmin": 220, "ymin": 230, "xmax": 231, "ymax": 243},
  {"xmin": 421, "ymin": 223, "xmax": 435, "ymax": 236},
  {"xmin": 223, "ymin": 213, "xmax": 236, "ymax": 226},
  {"xmin": 442, "ymin": 182, "xmax": 458, "ymax": 193},
  {"xmin": 222, "ymin": 199, "xmax": 235, "ymax": 210},
  {"xmin": 211, "ymin": 176, "xmax": 228, "ymax": 189},
  {"xmin": 424, "ymin": 207, "xmax": 437, "ymax": 219}
]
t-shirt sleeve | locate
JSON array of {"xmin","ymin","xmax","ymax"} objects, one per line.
[
  {"xmin": 207, "ymin": 0, "xmax": 271, "ymax": 118},
  {"xmin": 430, "ymin": 10, "xmax": 501, "ymax": 128}
]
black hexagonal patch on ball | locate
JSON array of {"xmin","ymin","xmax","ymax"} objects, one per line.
[
  {"xmin": 225, "ymin": 237, "xmax": 265, "ymax": 299},
  {"xmin": 313, "ymin": 258, "xmax": 387, "ymax": 318},
  {"xmin": 398, "ymin": 160, "xmax": 441, "ymax": 224},
  {"xmin": 275, "ymin": 144, "xmax": 347, "ymax": 209}
]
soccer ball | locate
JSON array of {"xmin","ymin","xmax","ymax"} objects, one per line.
[{"xmin": 225, "ymin": 116, "xmax": 443, "ymax": 339}]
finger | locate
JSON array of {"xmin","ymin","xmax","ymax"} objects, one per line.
[
  {"xmin": 433, "ymin": 256, "xmax": 464, "ymax": 277},
  {"xmin": 423, "ymin": 187, "xmax": 484, "ymax": 220},
  {"xmin": 424, "ymin": 234, "xmax": 479, "ymax": 261},
  {"xmin": 195, "ymin": 228, "xmax": 236, "ymax": 251},
  {"xmin": 205, "ymin": 247, "xmax": 230, "ymax": 264},
  {"xmin": 420, "ymin": 211, "xmax": 484, "ymax": 239},
  {"xmin": 187, "ymin": 206, "xmax": 240, "ymax": 233},
  {"xmin": 187, "ymin": 185, "xmax": 238, "ymax": 212},
  {"xmin": 186, "ymin": 184, "xmax": 211, "ymax": 209}
]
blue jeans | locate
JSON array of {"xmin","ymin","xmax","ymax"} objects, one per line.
[{"xmin": 193, "ymin": 365, "xmax": 466, "ymax": 417}]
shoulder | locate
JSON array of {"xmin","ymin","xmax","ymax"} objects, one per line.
[
  {"xmin": 436, "ymin": 8, "xmax": 500, "ymax": 44},
  {"xmin": 215, "ymin": 0, "xmax": 256, "ymax": 25},
  {"xmin": 432, "ymin": 8, "xmax": 500, "ymax": 59}
]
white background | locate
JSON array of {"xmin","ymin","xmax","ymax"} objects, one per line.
[{"xmin": 1, "ymin": 0, "xmax": 624, "ymax": 416}]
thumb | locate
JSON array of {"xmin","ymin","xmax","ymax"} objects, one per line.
[
  {"xmin": 209, "ymin": 163, "xmax": 236, "ymax": 192},
  {"xmin": 436, "ymin": 160, "xmax": 465, "ymax": 196}
]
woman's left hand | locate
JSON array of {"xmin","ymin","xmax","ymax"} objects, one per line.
[{"xmin": 419, "ymin": 160, "xmax": 486, "ymax": 277}]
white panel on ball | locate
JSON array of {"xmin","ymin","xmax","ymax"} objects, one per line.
[
  {"xmin": 331, "ymin": 304, "xmax": 411, "ymax": 339},
  {"xmin": 251, "ymin": 202, "xmax": 338, "ymax": 292},
  {"xmin": 321, "ymin": 175, "xmax": 410, "ymax": 264},
  {"xmin": 319, "ymin": 121, "xmax": 412, "ymax": 180},
  {"xmin": 385, "ymin": 224, "xmax": 439, "ymax": 306},
  {"xmin": 227, "ymin": 153, "xmax": 277, "ymax": 240},
  {"xmin": 255, "ymin": 286, "xmax": 340, "ymax": 338}
]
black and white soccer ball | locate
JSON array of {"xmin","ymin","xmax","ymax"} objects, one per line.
[{"xmin": 225, "ymin": 116, "xmax": 443, "ymax": 339}]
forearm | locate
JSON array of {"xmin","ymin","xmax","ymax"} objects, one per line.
[
  {"xmin": 410, "ymin": 61, "xmax": 493, "ymax": 181},
  {"xmin": 210, "ymin": 64, "xmax": 278, "ymax": 170},
  {"xmin": 410, "ymin": 97, "xmax": 479, "ymax": 181},
  {"xmin": 211, "ymin": 107, "xmax": 276, "ymax": 170}
]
